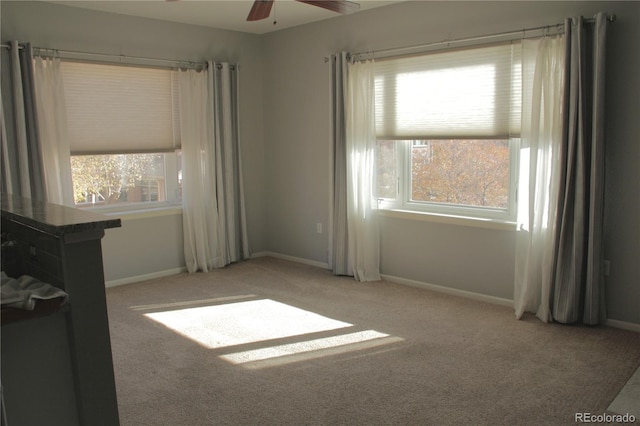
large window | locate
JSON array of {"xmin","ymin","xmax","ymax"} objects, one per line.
[
  {"xmin": 375, "ymin": 43, "xmax": 521, "ymax": 221},
  {"xmin": 60, "ymin": 61, "xmax": 182, "ymax": 210}
]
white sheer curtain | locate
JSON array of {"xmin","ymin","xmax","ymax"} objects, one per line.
[
  {"xmin": 33, "ymin": 56, "xmax": 74, "ymax": 206},
  {"xmin": 514, "ymin": 36, "xmax": 566, "ymax": 322},
  {"xmin": 344, "ymin": 59, "xmax": 380, "ymax": 282},
  {"xmin": 179, "ymin": 67, "xmax": 220, "ymax": 272},
  {"xmin": 180, "ymin": 62, "xmax": 249, "ymax": 273}
]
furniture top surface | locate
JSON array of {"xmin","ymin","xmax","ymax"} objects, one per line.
[{"xmin": 1, "ymin": 193, "xmax": 121, "ymax": 236}]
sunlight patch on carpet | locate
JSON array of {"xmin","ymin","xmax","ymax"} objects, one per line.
[
  {"xmin": 131, "ymin": 294, "xmax": 258, "ymax": 312},
  {"xmin": 220, "ymin": 331, "xmax": 404, "ymax": 369},
  {"xmin": 144, "ymin": 299, "xmax": 352, "ymax": 349}
]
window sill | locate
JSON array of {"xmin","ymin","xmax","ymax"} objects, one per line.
[
  {"xmin": 378, "ymin": 209, "xmax": 516, "ymax": 231},
  {"xmin": 92, "ymin": 204, "xmax": 183, "ymax": 222}
]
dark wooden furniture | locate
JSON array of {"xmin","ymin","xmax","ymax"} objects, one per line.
[{"xmin": 1, "ymin": 193, "xmax": 121, "ymax": 426}]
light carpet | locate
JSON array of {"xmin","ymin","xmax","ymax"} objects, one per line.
[{"xmin": 106, "ymin": 257, "xmax": 640, "ymax": 425}]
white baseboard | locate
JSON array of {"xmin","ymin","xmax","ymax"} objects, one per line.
[
  {"xmin": 383, "ymin": 274, "xmax": 640, "ymax": 332},
  {"xmin": 105, "ymin": 267, "xmax": 187, "ymax": 288},
  {"xmin": 605, "ymin": 319, "xmax": 640, "ymax": 333},
  {"xmin": 251, "ymin": 251, "xmax": 512, "ymax": 307},
  {"xmin": 104, "ymin": 256, "xmax": 640, "ymax": 334},
  {"xmin": 381, "ymin": 273, "xmax": 514, "ymax": 308},
  {"xmin": 251, "ymin": 251, "xmax": 330, "ymax": 270}
]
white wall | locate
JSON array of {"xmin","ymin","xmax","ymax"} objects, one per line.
[
  {"xmin": 261, "ymin": 1, "xmax": 640, "ymax": 324},
  {"xmin": 1, "ymin": 1, "xmax": 268, "ymax": 282}
]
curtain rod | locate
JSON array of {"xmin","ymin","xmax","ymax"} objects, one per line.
[
  {"xmin": 350, "ymin": 13, "xmax": 616, "ymax": 60},
  {"xmin": 0, "ymin": 43, "xmax": 207, "ymax": 69}
]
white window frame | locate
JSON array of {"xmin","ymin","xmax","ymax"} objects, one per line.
[
  {"xmin": 72, "ymin": 151, "xmax": 182, "ymax": 215},
  {"xmin": 378, "ymin": 139, "xmax": 518, "ymax": 222}
]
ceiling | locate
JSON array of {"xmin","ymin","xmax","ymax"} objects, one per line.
[{"xmin": 46, "ymin": 0, "xmax": 402, "ymax": 35}]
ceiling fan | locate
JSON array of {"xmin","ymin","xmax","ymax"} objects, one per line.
[{"xmin": 247, "ymin": 0, "xmax": 360, "ymax": 22}]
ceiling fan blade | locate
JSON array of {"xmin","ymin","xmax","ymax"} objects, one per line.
[
  {"xmin": 247, "ymin": 0, "xmax": 275, "ymax": 21},
  {"xmin": 295, "ymin": 0, "xmax": 360, "ymax": 15}
]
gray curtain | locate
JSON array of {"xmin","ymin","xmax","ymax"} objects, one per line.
[
  {"xmin": 211, "ymin": 62, "xmax": 250, "ymax": 264},
  {"xmin": 552, "ymin": 13, "xmax": 609, "ymax": 324},
  {"xmin": 1, "ymin": 41, "xmax": 45, "ymax": 200},
  {"xmin": 331, "ymin": 52, "xmax": 350, "ymax": 275}
]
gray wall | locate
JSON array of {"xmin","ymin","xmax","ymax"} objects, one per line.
[
  {"xmin": 2, "ymin": 1, "xmax": 638, "ymax": 325},
  {"xmin": 261, "ymin": 1, "xmax": 640, "ymax": 324},
  {"xmin": 100, "ymin": 212, "xmax": 185, "ymax": 282}
]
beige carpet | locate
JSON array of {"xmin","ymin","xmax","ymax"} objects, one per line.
[{"xmin": 106, "ymin": 257, "xmax": 640, "ymax": 425}]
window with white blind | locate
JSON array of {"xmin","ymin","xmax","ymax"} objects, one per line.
[
  {"xmin": 60, "ymin": 61, "xmax": 182, "ymax": 209},
  {"xmin": 375, "ymin": 42, "xmax": 521, "ymax": 221}
]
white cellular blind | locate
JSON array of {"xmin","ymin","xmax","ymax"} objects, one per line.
[
  {"xmin": 374, "ymin": 42, "xmax": 522, "ymax": 139},
  {"xmin": 60, "ymin": 61, "xmax": 179, "ymax": 154}
]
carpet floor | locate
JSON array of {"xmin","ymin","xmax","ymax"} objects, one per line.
[{"xmin": 106, "ymin": 257, "xmax": 640, "ymax": 425}]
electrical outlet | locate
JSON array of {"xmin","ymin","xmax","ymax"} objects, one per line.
[
  {"xmin": 316, "ymin": 223, "xmax": 323, "ymax": 234},
  {"xmin": 603, "ymin": 260, "xmax": 610, "ymax": 276}
]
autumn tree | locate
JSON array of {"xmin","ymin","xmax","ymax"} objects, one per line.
[
  {"xmin": 377, "ymin": 140, "xmax": 398, "ymax": 199},
  {"xmin": 411, "ymin": 140, "xmax": 510, "ymax": 208},
  {"xmin": 71, "ymin": 154, "xmax": 163, "ymax": 205}
]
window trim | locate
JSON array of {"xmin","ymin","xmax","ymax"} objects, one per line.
[
  {"xmin": 378, "ymin": 139, "xmax": 519, "ymax": 223},
  {"xmin": 100, "ymin": 204, "xmax": 183, "ymax": 222},
  {"xmin": 378, "ymin": 208, "xmax": 517, "ymax": 231},
  {"xmin": 71, "ymin": 151, "xmax": 182, "ymax": 213}
]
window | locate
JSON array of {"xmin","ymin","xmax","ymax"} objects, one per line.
[
  {"xmin": 70, "ymin": 152, "xmax": 181, "ymax": 208},
  {"xmin": 60, "ymin": 61, "xmax": 182, "ymax": 210},
  {"xmin": 375, "ymin": 43, "xmax": 521, "ymax": 221}
]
